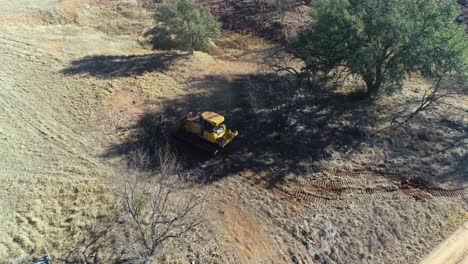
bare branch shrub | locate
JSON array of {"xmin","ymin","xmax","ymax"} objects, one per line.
[
  {"xmin": 262, "ymin": 48, "xmax": 302, "ymax": 79},
  {"xmin": 244, "ymin": 48, "xmax": 304, "ymax": 131},
  {"xmin": 115, "ymin": 168, "xmax": 204, "ymax": 263},
  {"xmin": 389, "ymin": 76, "xmax": 467, "ymax": 130},
  {"xmin": 65, "ymin": 148, "xmax": 204, "ymax": 264},
  {"xmin": 127, "ymin": 113, "xmax": 173, "ymax": 170}
]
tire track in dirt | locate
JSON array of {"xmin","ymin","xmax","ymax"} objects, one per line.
[{"xmin": 222, "ymin": 156, "xmax": 467, "ymax": 206}]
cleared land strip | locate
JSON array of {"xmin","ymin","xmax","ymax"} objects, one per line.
[
  {"xmin": 0, "ymin": 26, "xmax": 109, "ymax": 258},
  {"xmin": 420, "ymin": 221, "xmax": 468, "ymax": 264}
]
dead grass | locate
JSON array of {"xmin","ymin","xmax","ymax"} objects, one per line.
[
  {"xmin": 0, "ymin": 5, "xmax": 142, "ymax": 258},
  {"xmin": 0, "ymin": 0, "xmax": 152, "ymax": 36},
  {"xmin": 0, "ymin": 0, "xmax": 466, "ymax": 262},
  {"xmin": 215, "ymin": 31, "xmax": 274, "ymax": 61},
  {"xmin": 56, "ymin": 0, "xmax": 96, "ymax": 20},
  {"xmin": 0, "ymin": 2, "xmax": 260, "ymax": 259},
  {"xmin": 296, "ymin": 199, "xmax": 467, "ymax": 264},
  {"xmin": 75, "ymin": 1, "xmax": 152, "ymax": 36},
  {"xmin": 337, "ymin": 82, "xmax": 468, "ymax": 187}
]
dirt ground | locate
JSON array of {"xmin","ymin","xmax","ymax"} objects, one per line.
[
  {"xmin": 0, "ymin": 0, "xmax": 467, "ymax": 263},
  {"xmin": 421, "ymin": 220, "xmax": 468, "ymax": 264}
]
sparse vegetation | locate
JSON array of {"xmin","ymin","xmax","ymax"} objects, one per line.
[
  {"xmin": 1, "ymin": 0, "xmax": 467, "ymax": 263},
  {"xmin": 65, "ymin": 149, "xmax": 204, "ymax": 263},
  {"xmin": 116, "ymin": 168, "xmax": 204, "ymax": 262}
]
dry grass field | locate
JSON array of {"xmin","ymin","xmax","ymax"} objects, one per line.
[
  {"xmin": 0, "ymin": 0, "xmax": 467, "ymax": 263},
  {"xmin": 0, "ymin": 0, "xmax": 146, "ymax": 259}
]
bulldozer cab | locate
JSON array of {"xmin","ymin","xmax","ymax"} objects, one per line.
[
  {"xmin": 201, "ymin": 112, "xmax": 225, "ymax": 127},
  {"xmin": 182, "ymin": 112, "xmax": 226, "ymax": 143},
  {"xmin": 201, "ymin": 112, "xmax": 226, "ymax": 143}
]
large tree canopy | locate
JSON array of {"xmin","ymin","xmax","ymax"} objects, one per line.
[
  {"xmin": 154, "ymin": 0, "xmax": 221, "ymax": 53},
  {"xmin": 294, "ymin": 0, "xmax": 467, "ymax": 97}
]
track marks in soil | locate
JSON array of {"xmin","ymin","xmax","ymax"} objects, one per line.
[{"xmin": 224, "ymin": 157, "xmax": 467, "ymax": 206}]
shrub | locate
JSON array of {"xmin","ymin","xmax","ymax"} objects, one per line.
[
  {"xmin": 294, "ymin": 0, "xmax": 468, "ymax": 97},
  {"xmin": 153, "ymin": 0, "xmax": 221, "ymax": 53}
]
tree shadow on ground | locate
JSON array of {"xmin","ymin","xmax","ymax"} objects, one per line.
[
  {"xmin": 62, "ymin": 52, "xmax": 185, "ymax": 78},
  {"xmin": 99, "ymin": 68, "xmax": 467, "ymax": 187},
  {"xmin": 100, "ymin": 72, "xmax": 386, "ymax": 186}
]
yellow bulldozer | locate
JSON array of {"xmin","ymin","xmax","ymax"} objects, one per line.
[{"xmin": 174, "ymin": 112, "xmax": 238, "ymax": 155}]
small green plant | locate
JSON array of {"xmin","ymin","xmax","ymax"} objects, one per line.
[
  {"xmin": 135, "ymin": 194, "xmax": 149, "ymax": 216},
  {"xmin": 154, "ymin": 0, "xmax": 221, "ymax": 53}
]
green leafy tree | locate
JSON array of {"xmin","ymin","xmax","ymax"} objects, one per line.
[
  {"xmin": 294, "ymin": 0, "xmax": 467, "ymax": 97},
  {"xmin": 154, "ymin": 0, "xmax": 221, "ymax": 53}
]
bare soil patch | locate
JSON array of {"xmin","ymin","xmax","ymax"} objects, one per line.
[
  {"xmin": 214, "ymin": 200, "xmax": 281, "ymax": 263},
  {"xmin": 421, "ymin": 220, "xmax": 468, "ymax": 264}
]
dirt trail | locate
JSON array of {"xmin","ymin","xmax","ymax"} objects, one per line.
[
  {"xmin": 214, "ymin": 200, "xmax": 281, "ymax": 263},
  {"xmin": 421, "ymin": 221, "xmax": 468, "ymax": 264}
]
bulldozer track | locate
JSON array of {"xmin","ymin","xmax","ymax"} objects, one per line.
[{"xmin": 221, "ymin": 155, "xmax": 468, "ymax": 205}]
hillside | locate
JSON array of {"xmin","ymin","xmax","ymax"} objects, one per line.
[
  {"xmin": 197, "ymin": 0, "xmax": 310, "ymax": 41},
  {"xmin": 0, "ymin": 0, "xmax": 467, "ymax": 263},
  {"xmin": 141, "ymin": 0, "xmax": 468, "ymax": 41},
  {"xmin": 137, "ymin": 0, "xmax": 310, "ymax": 41}
]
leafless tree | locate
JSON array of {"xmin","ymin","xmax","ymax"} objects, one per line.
[
  {"xmin": 64, "ymin": 147, "xmax": 204, "ymax": 264},
  {"xmin": 262, "ymin": 48, "xmax": 302, "ymax": 78},
  {"xmin": 119, "ymin": 145, "xmax": 203, "ymax": 263},
  {"xmin": 242, "ymin": 48, "xmax": 308, "ymax": 131},
  {"xmin": 389, "ymin": 76, "xmax": 467, "ymax": 130}
]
